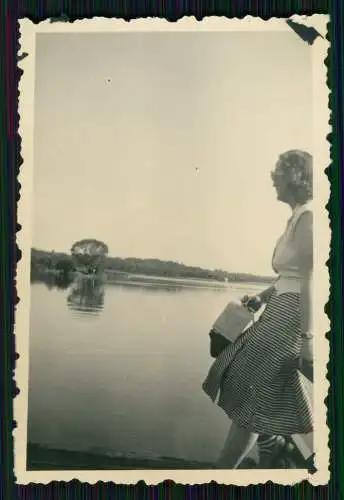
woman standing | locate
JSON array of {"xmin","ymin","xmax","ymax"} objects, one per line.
[{"xmin": 203, "ymin": 150, "xmax": 313, "ymax": 469}]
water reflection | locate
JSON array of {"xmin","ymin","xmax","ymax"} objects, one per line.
[
  {"xmin": 67, "ymin": 276, "xmax": 105, "ymax": 317},
  {"xmin": 31, "ymin": 271, "xmax": 74, "ymax": 291}
]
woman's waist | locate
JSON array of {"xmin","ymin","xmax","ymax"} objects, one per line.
[{"xmin": 274, "ymin": 275, "xmax": 302, "ymax": 295}]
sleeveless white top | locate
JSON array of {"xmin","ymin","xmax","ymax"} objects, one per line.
[{"xmin": 272, "ymin": 202, "xmax": 313, "ymax": 295}]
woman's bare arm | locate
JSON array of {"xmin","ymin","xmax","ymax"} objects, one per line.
[{"xmin": 295, "ymin": 211, "xmax": 313, "ymax": 362}]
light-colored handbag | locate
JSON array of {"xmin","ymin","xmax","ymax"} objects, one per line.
[{"xmin": 211, "ymin": 300, "xmax": 254, "ymax": 343}]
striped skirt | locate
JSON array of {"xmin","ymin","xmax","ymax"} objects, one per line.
[{"xmin": 202, "ymin": 291, "xmax": 313, "ymax": 435}]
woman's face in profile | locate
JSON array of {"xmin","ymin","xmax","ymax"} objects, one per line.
[{"xmin": 271, "ymin": 161, "xmax": 289, "ymax": 202}]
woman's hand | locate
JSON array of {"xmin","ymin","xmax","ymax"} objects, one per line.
[
  {"xmin": 298, "ymin": 337, "xmax": 314, "ymax": 382},
  {"xmin": 241, "ymin": 284, "xmax": 275, "ymax": 312},
  {"xmin": 241, "ymin": 295, "xmax": 262, "ymax": 312},
  {"xmin": 300, "ymin": 337, "xmax": 313, "ymax": 362}
]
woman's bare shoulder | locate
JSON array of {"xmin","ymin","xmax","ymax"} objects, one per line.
[{"xmin": 295, "ymin": 210, "xmax": 313, "ymax": 233}]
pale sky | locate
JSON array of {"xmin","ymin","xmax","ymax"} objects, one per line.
[{"xmin": 32, "ymin": 31, "xmax": 312, "ymax": 275}]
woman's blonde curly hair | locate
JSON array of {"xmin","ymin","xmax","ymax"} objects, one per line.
[{"xmin": 278, "ymin": 150, "xmax": 313, "ymax": 204}]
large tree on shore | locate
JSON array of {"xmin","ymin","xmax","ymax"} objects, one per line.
[{"xmin": 71, "ymin": 239, "xmax": 109, "ymax": 273}]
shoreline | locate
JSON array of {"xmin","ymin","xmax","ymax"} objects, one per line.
[
  {"xmin": 26, "ymin": 440, "xmax": 310, "ymax": 471},
  {"xmin": 32, "ymin": 269, "xmax": 272, "ymax": 291},
  {"xmin": 30, "ymin": 248, "xmax": 274, "ymax": 286},
  {"xmin": 26, "ymin": 443, "xmax": 214, "ymax": 470}
]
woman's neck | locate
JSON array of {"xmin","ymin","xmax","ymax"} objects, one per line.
[{"xmin": 287, "ymin": 200, "xmax": 299, "ymax": 210}]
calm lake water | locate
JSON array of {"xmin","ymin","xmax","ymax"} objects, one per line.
[{"xmin": 27, "ymin": 278, "xmax": 312, "ymax": 464}]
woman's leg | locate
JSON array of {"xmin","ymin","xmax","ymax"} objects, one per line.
[
  {"xmin": 257, "ymin": 435, "xmax": 290, "ymax": 468},
  {"xmin": 257, "ymin": 435, "xmax": 281, "ymax": 468},
  {"xmin": 216, "ymin": 422, "xmax": 259, "ymax": 468}
]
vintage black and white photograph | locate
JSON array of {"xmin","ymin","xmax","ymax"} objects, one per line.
[{"xmin": 16, "ymin": 17, "xmax": 329, "ymax": 485}]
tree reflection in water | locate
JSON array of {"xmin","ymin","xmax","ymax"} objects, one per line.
[
  {"xmin": 67, "ymin": 276, "xmax": 105, "ymax": 317},
  {"xmin": 33, "ymin": 271, "xmax": 74, "ymax": 291}
]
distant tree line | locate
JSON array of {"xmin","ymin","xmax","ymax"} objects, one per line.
[
  {"xmin": 31, "ymin": 248, "xmax": 273, "ymax": 284},
  {"xmin": 31, "ymin": 249, "xmax": 75, "ymax": 272}
]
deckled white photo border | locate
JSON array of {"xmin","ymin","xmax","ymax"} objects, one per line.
[{"xmin": 16, "ymin": 15, "xmax": 330, "ymax": 486}]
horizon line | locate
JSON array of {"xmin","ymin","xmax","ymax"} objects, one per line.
[{"xmin": 30, "ymin": 247, "xmax": 274, "ymax": 279}]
